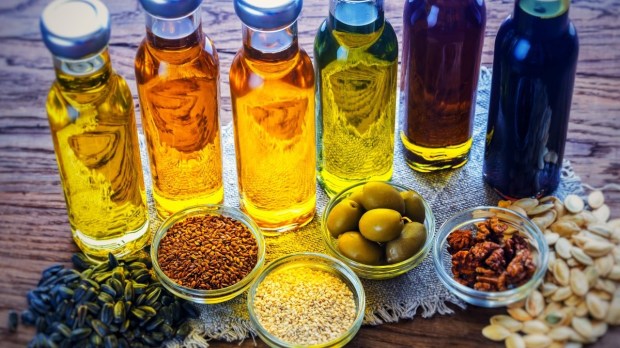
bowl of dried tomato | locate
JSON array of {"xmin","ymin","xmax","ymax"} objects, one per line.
[
  {"xmin": 151, "ymin": 204, "xmax": 266, "ymax": 304},
  {"xmin": 432, "ymin": 206, "xmax": 549, "ymax": 307}
]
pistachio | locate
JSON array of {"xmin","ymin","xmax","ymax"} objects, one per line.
[
  {"xmin": 490, "ymin": 315, "xmax": 523, "ymax": 332},
  {"xmin": 587, "ymin": 190, "xmax": 605, "ymax": 210},
  {"xmin": 564, "ymin": 195, "xmax": 584, "ymax": 214},
  {"xmin": 482, "ymin": 324, "xmax": 511, "ymax": 341},
  {"xmin": 522, "ymin": 334, "xmax": 552, "ymax": 348},
  {"xmin": 505, "ymin": 333, "xmax": 526, "ymax": 348}
]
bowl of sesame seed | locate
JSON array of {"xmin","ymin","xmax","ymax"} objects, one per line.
[
  {"xmin": 151, "ymin": 204, "xmax": 266, "ymax": 304},
  {"xmin": 247, "ymin": 252, "xmax": 365, "ymax": 347}
]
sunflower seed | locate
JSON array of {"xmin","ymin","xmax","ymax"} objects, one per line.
[
  {"xmin": 101, "ymin": 284, "xmax": 116, "ymax": 298},
  {"xmin": 90, "ymin": 319, "xmax": 108, "ymax": 337},
  {"xmin": 592, "ymin": 204, "xmax": 610, "ymax": 223},
  {"xmin": 100, "ymin": 303, "xmax": 113, "ymax": 325},
  {"xmin": 70, "ymin": 328, "xmax": 92, "ymax": 341},
  {"xmin": 7, "ymin": 310, "xmax": 18, "ymax": 333},
  {"xmin": 523, "ymin": 334, "xmax": 552, "ymax": 348},
  {"xmin": 490, "ymin": 315, "xmax": 523, "ymax": 332},
  {"xmin": 506, "ymin": 333, "xmax": 526, "ymax": 348},
  {"xmin": 113, "ymin": 301, "xmax": 125, "ymax": 324},
  {"xmin": 522, "ymin": 320, "xmax": 549, "ymax": 334}
]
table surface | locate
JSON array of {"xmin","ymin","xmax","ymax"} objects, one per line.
[{"xmin": 0, "ymin": 0, "xmax": 619, "ymax": 347}]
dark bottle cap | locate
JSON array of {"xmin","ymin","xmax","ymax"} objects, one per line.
[
  {"xmin": 139, "ymin": 0, "xmax": 202, "ymax": 19},
  {"xmin": 40, "ymin": 0, "xmax": 110, "ymax": 60},
  {"xmin": 234, "ymin": 0, "xmax": 302, "ymax": 30}
]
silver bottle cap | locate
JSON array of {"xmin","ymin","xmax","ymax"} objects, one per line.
[
  {"xmin": 40, "ymin": 0, "xmax": 110, "ymax": 60},
  {"xmin": 234, "ymin": 0, "xmax": 302, "ymax": 30},
  {"xmin": 139, "ymin": 0, "xmax": 202, "ymax": 19}
]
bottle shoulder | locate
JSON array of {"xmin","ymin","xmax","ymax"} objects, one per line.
[
  {"xmin": 495, "ymin": 19, "xmax": 578, "ymax": 67},
  {"xmin": 135, "ymin": 35, "xmax": 219, "ymax": 77}
]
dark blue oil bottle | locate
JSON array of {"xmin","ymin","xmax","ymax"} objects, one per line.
[{"xmin": 483, "ymin": 0, "xmax": 578, "ymax": 199}]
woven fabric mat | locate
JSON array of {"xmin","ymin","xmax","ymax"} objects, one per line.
[{"xmin": 138, "ymin": 68, "xmax": 584, "ymax": 347}]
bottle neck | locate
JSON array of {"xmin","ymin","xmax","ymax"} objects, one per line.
[
  {"xmin": 53, "ymin": 48, "xmax": 112, "ymax": 91},
  {"xmin": 242, "ymin": 22, "xmax": 299, "ymax": 61},
  {"xmin": 513, "ymin": 0, "xmax": 570, "ymax": 39},
  {"xmin": 145, "ymin": 9, "xmax": 202, "ymax": 49},
  {"xmin": 329, "ymin": 0, "xmax": 384, "ymax": 33}
]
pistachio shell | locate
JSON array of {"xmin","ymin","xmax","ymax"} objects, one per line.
[
  {"xmin": 592, "ymin": 204, "xmax": 610, "ymax": 223},
  {"xmin": 522, "ymin": 320, "xmax": 549, "ymax": 334},
  {"xmin": 564, "ymin": 195, "xmax": 584, "ymax": 214},
  {"xmin": 526, "ymin": 291, "xmax": 545, "ymax": 318},
  {"xmin": 587, "ymin": 190, "xmax": 605, "ymax": 210},
  {"xmin": 490, "ymin": 315, "xmax": 523, "ymax": 332},
  {"xmin": 570, "ymin": 247, "xmax": 593, "ymax": 266},
  {"xmin": 482, "ymin": 324, "xmax": 511, "ymax": 341},
  {"xmin": 508, "ymin": 307, "xmax": 534, "ymax": 322},
  {"xmin": 548, "ymin": 326, "xmax": 575, "ymax": 341},
  {"xmin": 505, "ymin": 333, "xmax": 526, "ymax": 348},
  {"xmin": 555, "ymin": 238, "xmax": 572, "ymax": 259},
  {"xmin": 586, "ymin": 292, "xmax": 609, "ymax": 320},
  {"xmin": 522, "ymin": 334, "xmax": 552, "ymax": 348}
]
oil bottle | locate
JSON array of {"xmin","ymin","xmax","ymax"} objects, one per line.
[
  {"xmin": 135, "ymin": 0, "xmax": 224, "ymax": 218},
  {"xmin": 230, "ymin": 0, "xmax": 316, "ymax": 232},
  {"xmin": 40, "ymin": 0, "xmax": 149, "ymax": 259},
  {"xmin": 400, "ymin": 0, "xmax": 486, "ymax": 172},
  {"xmin": 315, "ymin": 0, "xmax": 398, "ymax": 196},
  {"xmin": 483, "ymin": 0, "xmax": 578, "ymax": 199}
]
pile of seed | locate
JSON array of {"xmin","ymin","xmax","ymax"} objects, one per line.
[
  {"xmin": 253, "ymin": 267, "xmax": 357, "ymax": 345},
  {"xmin": 157, "ymin": 215, "xmax": 258, "ymax": 290},
  {"xmin": 18, "ymin": 252, "xmax": 197, "ymax": 348},
  {"xmin": 481, "ymin": 191, "xmax": 620, "ymax": 347}
]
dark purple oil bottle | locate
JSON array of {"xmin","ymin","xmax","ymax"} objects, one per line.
[{"xmin": 483, "ymin": 0, "xmax": 578, "ymax": 199}]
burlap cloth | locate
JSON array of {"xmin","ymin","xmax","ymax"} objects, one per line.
[{"xmin": 138, "ymin": 68, "xmax": 584, "ymax": 347}]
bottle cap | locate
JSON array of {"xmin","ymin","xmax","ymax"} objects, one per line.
[
  {"xmin": 40, "ymin": 0, "xmax": 110, "ymax": 60},
  {"xmin": 234, "ymin": 0, "xmax": 302, "ymax": 30},
  {"xmin": 139, "ymin": 0, "xmax": 202, "ymax": 19}
]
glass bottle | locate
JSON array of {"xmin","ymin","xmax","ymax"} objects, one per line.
[
  {"xmin": 400, "ymin": 0, "xmax": 486, "ymax": 172},
  {"xmin": 483, "ymin": 0, "xmax": 578, "ymax": 199},
  {"xmin": 230, "ymin": 0, "xmax": 316, "ymax": 232},
  {"xmin": 315, "ymin": 0, "xmax": 398, "ymax": 196},
  {"xmin": 40, "ymin": 0, "xmax": 149, "ymax": 259},
  {"xmin": 135, "ymin": 0, "xmax": 224, "ymax": 218}
]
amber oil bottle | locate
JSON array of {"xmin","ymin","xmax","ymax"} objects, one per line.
[{"xmin": 230, "ymin": 0, "xmax": 316, "ymax": 232}]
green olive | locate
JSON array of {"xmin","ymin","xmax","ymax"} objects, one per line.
[
  {"xmin": 348, "ymin": 189, "xmax": 365, "ymax": 206},
  {"xmin": 337, "ymin": 231, "xmax": 383, "ymax": 265},
  {"xmin": 360, "ymin": 182, "xmax": 405, "ymax": 213},
  {"xmin": 359, "ymin": 208, "xmax": 404, "ymax": 242},
  {"xmin": 401, "ymin": 190, "xmax": 425, "ymax": 224},
  {"xmin": 326, "ymin": 199, "xmax": 364, "ymax": 238},
  {"xmin": 386, "ymin": 222, "xmax": 427, "ymax": 264}
]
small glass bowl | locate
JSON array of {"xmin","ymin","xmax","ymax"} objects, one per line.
[
  {"xmin": 151, "ymin": 205, "xmax": 266, "ymax": 304},
  {"xmin": 321, "ymin": 181, "xmax": 436, "ymax": 279},
  {"xmin": 247, "ymin": 252, "xmax": 365, "ymax": 348},
  {"xmin": 432, "ymin": 206, "xmax": 549, "ymax": 308}
]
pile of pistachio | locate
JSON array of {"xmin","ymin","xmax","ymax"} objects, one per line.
[
  {"xmin": 482, "ymin": 190, "xmax": 619, "ymax": 348},
  {"xmin": 19, "ymin": 252, "xmax": 197, "ymax": 348}
]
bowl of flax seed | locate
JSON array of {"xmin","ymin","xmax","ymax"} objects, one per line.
[
  {"xmin": 247, "ymin": 252, "xmax": 365, "ymax": 348},
  {"xmin": 151, "ymin": 204, "xmax": 266, "ymax": 304}
]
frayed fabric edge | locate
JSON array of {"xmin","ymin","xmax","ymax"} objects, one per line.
[{"xmin": 175, "ymin": 295, "xmax": 465, "ymax": 347}]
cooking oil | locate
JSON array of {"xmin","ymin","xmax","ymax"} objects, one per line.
[{"xmin": 315, "ymin": 0, "xmax": 398, "ymax": 196}]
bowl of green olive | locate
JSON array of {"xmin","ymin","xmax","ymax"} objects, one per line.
[{"xmin": 321, "ymin": 181, "xmax": 436, "ymax": 279}]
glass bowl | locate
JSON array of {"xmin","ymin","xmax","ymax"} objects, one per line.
[
  {"xmin": 432, "ymin": 206, "xmax": 549, "ymax": 307},
  {"xmin": 321, "ymin": 181, "xmax": 436, "ymax": 279},
  {"xmin": 247, "ymin": 252, "xmax": 365, "ymax": 348},
  {"xmin": 151, "ymin": 205, "xmax": 266, "ymax": 304}
]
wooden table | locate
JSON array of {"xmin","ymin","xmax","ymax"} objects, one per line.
[{"xmin": 0, "ymin": 0, "xmax": 618, "ymax": 346}]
